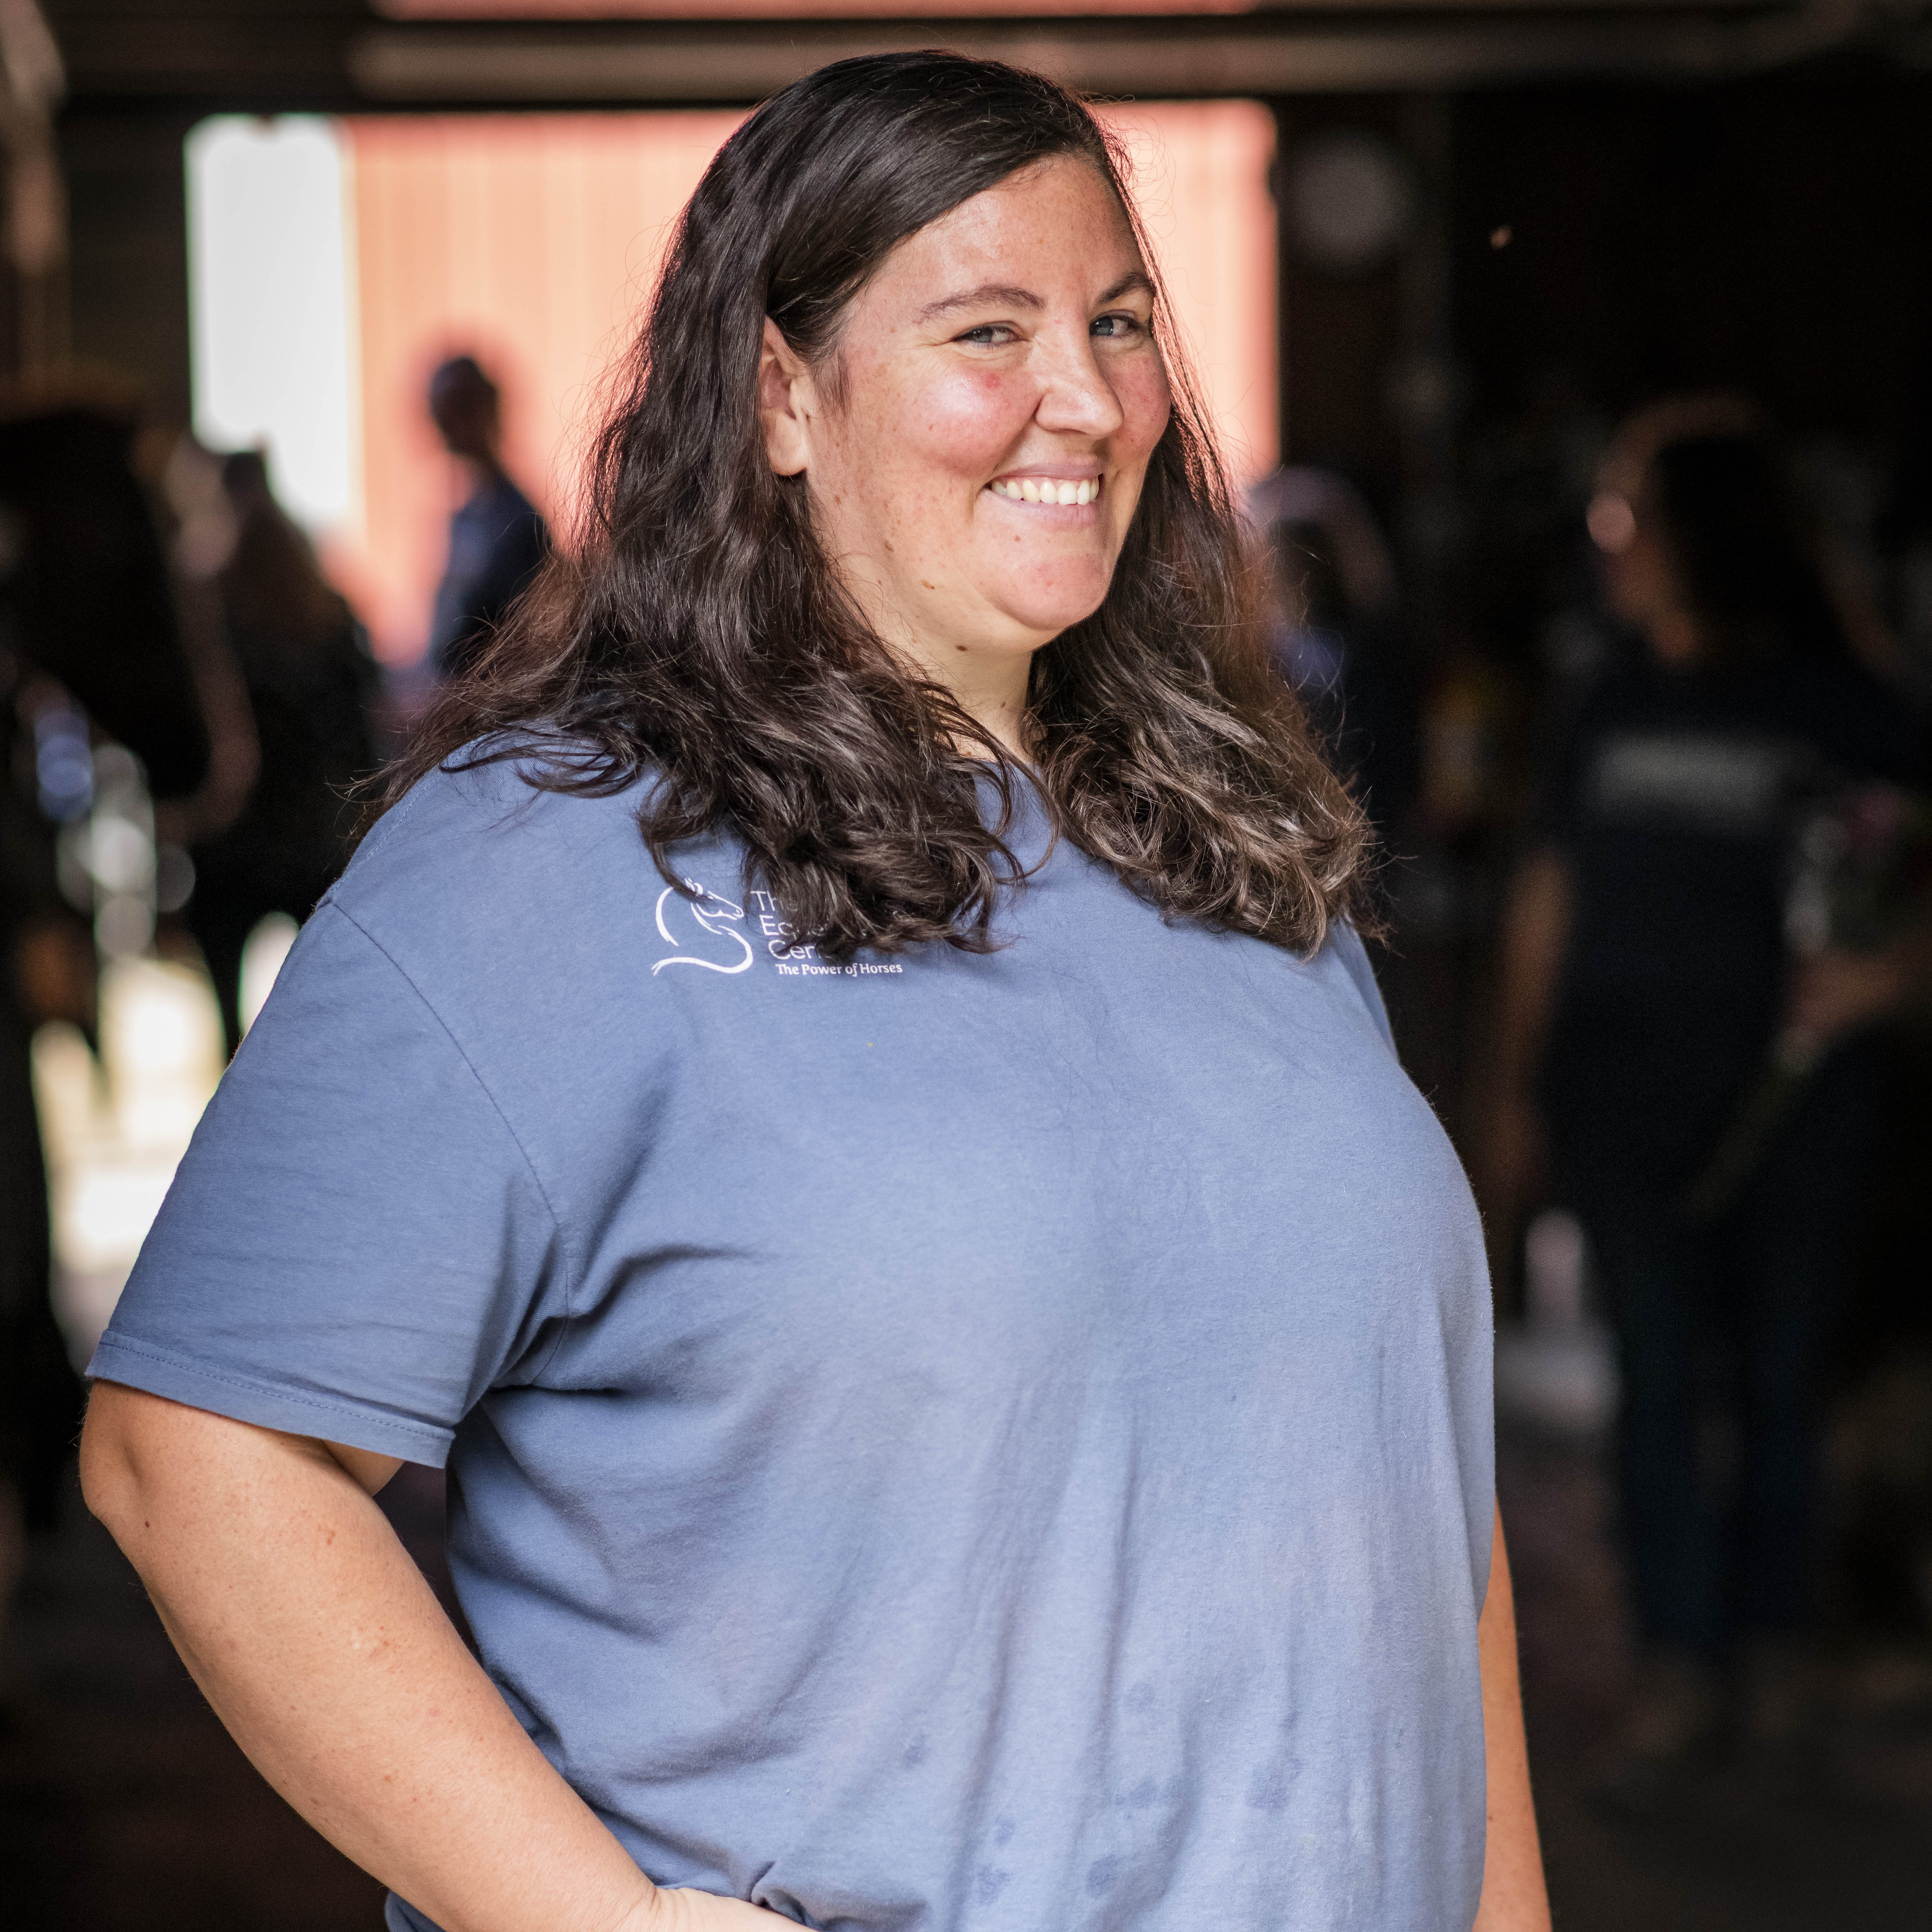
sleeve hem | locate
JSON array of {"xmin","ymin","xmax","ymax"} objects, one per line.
[{"xmin": 86, "ymin": 1333, "xmax": 457, "ymax": 1467}]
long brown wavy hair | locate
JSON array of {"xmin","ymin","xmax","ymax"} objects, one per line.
[{"xmin": 381, "ymin": 51, "xmax": 1372, "ymax": 962}]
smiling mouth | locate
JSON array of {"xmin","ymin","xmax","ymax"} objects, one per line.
[{"xmin": 988, "ymin": 474, "xmax": 1103, "ymax": 507}]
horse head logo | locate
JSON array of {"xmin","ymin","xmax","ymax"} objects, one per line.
[{"xmin": 652, "ymin": 878, "xmax": 754, "ymax": 976}]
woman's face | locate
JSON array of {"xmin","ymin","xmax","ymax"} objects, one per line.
[{"xmin": 760, "ymin": 155, "xmax": 1172, "ymax": 717}]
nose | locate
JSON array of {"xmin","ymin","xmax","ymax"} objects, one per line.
[{"xmin": 1032, "ymin": 324, "xmax": 1126, "ymax": 442}]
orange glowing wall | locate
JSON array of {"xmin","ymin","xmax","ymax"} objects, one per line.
[{"xmin": 334, "ymin": 103, "xmax": 1277, "ymax": 664}]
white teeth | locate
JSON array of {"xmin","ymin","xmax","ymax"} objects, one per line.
[{"xmin": 990, "ymin": 475, "xmax": 1103, "ymax": 505}]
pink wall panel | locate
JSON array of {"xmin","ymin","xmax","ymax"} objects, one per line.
[
  {"xmin": 337, "ymin": 110, "xmax": 746, "ymax": 661},
  {"xmin": 1098, "ymin": 100, "xmax": 1279, "ymax": 486}
]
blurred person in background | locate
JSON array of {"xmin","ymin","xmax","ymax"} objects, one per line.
[
  {"xmin": 0, "ymin": 385, "xmax": 211, "ymax": 1700},
  {"xmin": 1482, "ymin": 395, "xmax": 1930, "ymax": 1796},
  {"xmin": 1248, "ymin": 466, "xmax": 1414, "ymax": 835},
  {"xmin": 425, "ymin": 355, "xmax": 548, "ymax": 684},
  {"xmin": 182, "ymin": 450, "xmax": 378, "ymax": 1057}
]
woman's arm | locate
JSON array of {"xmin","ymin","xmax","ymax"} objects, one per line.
[
  {"xmin": 80, "ymin": 1383, "xmax": 779, "ymax": 1932},
  {"xmin": 1474, "ymin": 848, "xmax": 1574, "ymax": 1266},
  {"xmin": 1472, "ymin": 1507, "xmax": 1550, "ymax": 1932},
  {"xmin": 1784, "ymin": 926, "xmax": 1932, "ymax": 1050}
]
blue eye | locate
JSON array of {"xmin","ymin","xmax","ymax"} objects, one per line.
[
  {"xmin": 1091, "ymin": 313, "xmax": 1145, "ymax": 340},
  {"xmin": 957, "ymin": 324, "xmax": 1016, "ymax": 346}
]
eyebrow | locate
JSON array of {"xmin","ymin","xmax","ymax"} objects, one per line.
[
  {"xmin": 916, "ymin": 270, "xmax": 1155, "ymax": 326},
  {"xmin": 917, "ymin": 282, "xmax": 1043, "ymax": 323}
]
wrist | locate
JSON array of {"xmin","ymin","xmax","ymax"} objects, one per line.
[{"xmin": 609, "ymin": 1883, "xmax": 668, "ymax": 1932}]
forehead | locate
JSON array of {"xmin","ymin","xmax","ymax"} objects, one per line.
[{"xmin": 866, "ymin": 157, "xmax": 1147, "ymax": 313}]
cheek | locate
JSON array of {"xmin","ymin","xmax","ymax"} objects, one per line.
[
  {"xmin": 905, "ymin": 368, "xmax": 1035, "ymax": 480},
  {"xmin": 1117, "ymin": 359, "xmax": 1174, "ymax": 462}
]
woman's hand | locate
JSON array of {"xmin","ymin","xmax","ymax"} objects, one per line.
[
  {"xmin": 1783, "ymin": 944, "xmax": 1914, "ymax": 1049},
  {"xmin": 623, "ymin": 1890, "xmax": 799, "ymax": 1932}
]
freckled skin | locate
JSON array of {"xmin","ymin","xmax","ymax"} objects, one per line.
[{"xmin": 759, "ymin": 156, "xmax": 1172, "ymax": 752}]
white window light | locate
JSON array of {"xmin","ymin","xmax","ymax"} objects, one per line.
[{"xmin": 185, "ymin": 116, "xmax": 359, "ymax": 533}]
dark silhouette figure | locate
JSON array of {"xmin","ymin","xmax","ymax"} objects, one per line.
[
  {"xmin": 425, "ymin": 357, "xmax": 548, "ymax": 683},
  {"xmin": 1484, "ymin": 397, "xmax": 1930, "ymax": 1791},
  {"xmin": 0, "ymin": 399, "xmax": 210, "ymax": 1609},
  {"xmin": 187, "ymin": 451, "xmax": 378, "ymax": 1057},
  {"xmin": 1248, "ymin": 467, "xmax": 1414, "ymax": 836}
]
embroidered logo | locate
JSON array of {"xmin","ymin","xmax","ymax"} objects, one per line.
[
  {"xmin": 649, "ymin": 878, "xmax": 904, "ymax": 981},
  {"xmin": 651, "ymin": 879, "xmax": 754, "ymax": 975},
  {"xmin": 750, "ymin": 890, "xmax": 904, "ymax": 978}
]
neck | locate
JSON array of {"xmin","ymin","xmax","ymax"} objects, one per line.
[
  {"xmin": 954, "ymin": 664, "xmax": 1035, "ymax": 759},
  {"xmin": 899, "ymin": 638, "xmax": 1036, "ymax": 759},
  {"xmin": 833, "ymin": 556, "xmax": 1039, "ymax": 757},
  {"xmin": 457, "ymin": 452, "xmax": 505, "ymax": 493}
]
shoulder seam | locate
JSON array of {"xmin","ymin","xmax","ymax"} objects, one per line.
[{"xmin": 323, "ymin": 901, "xmax": 579, "ymax": 1372}]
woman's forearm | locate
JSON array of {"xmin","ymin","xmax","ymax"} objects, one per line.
[
  {"xmin": 1471, "ymin": 1508, "xmax": 1549, "ymax": 1932},
  {"xmin": 1490, "ymin": 849, "xmax": 1573, "ymax": 1096},
  {"xmin": 80, "ymin": 1382, "xmax": 662, "ymax": 1932}
]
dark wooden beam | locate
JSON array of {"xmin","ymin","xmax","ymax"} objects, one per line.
[{"xmin": 46, "ymin": 0, "xmax": 1888, "ymax": 117}]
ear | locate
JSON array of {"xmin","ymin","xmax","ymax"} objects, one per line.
[{"xmin": 758, "ymin": 318, "xmax": 814, "ymax": 478}]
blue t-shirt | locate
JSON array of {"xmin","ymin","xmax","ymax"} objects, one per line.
[{"xmin": 92, "ymin": 758, "xmax": 1495, "ymax": 1932}]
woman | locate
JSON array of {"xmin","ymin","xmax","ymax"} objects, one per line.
[
  {"xmin": 1484, "ymin": 397, "xmax": 1928, "ymax": 1787},
  {"xmin": 80, "ymin": 55, "xmax": 1543, "ymax": 1932}
]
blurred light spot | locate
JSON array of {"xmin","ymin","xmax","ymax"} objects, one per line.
[
  {"xmin": 1524, "ymin": 1208, "xmax": 1588, "ymax": 1328},
  {"xmin": 86, "ymin": 816, "xmax": 155, "ymax": 895},
  {"xmin": 34, "ymin": 702, "xmax": 93, "ymax": 821},
  {"xmin": 1284, "ymin": 130, "xmax": 1414, "ymax": 276},
  {"xmin": 95, "ymin": 893, "xmax": 153, "ymax": 958},
  {"xmin": 34, "ymin": 961, "xmax": 226, "ymax": 1362},
  {"xmin": 1586, "ymin": 490, "xmax": 1637, "ymax": 554},
  {"xmin": 83, "ymin": 744, "xmax": 159, "ymax": 958},
  {"xmin": 1489, "ymin": 224, "xmax": 1512, "ymax": 249},
  {"xmin": 156, "ymin": 843, "xmax": 196, "ymax": 915},
  {"xmin": 241, "ymin": 912, "xmax": 299, "ymax": 1036}
]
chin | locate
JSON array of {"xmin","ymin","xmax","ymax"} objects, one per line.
[
  {"xmin": 983, "ymin": 606, "xmax": 1099, "ymax": 648},
  {"xmin": 991, "ymin": 574, "xmax": 1114, "ymax": 641}
]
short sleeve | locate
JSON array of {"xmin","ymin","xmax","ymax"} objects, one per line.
[
  {"xmin": 87, "ymin": 901, "xmax": 569, "ymax": 1466},
  {"xmin": 1330, "ymin": 924, "xmax": 1396, "ymax": 1053}
]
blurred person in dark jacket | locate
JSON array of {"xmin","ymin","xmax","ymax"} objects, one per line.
[
  {"xmin": 0, "ymin": 392, "xmax": 210, "ymax": 1668},
  {"xmin": 425, "ymin": 356, "xmax": 548, "ymax": 684},
  {"xmin": 186, "ymin": 450, "xmax": 378, "ymax": 1057},
  {"xmin": 1248, "ymin": 467, "xmax": 1413, "ymax": 835},
  {"xmin": 1481, "ymin": 396, "xmax": 1931, "ymax": 1795}
]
